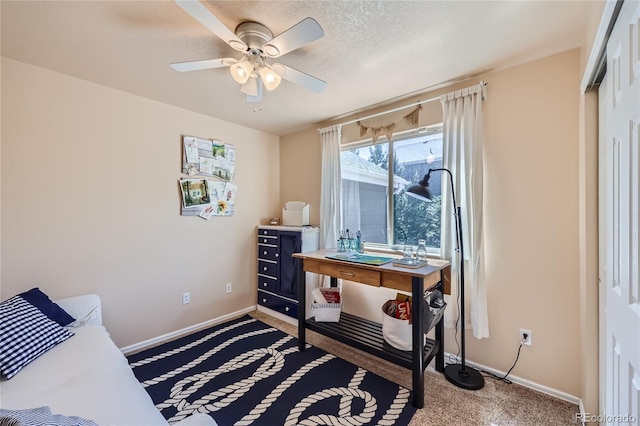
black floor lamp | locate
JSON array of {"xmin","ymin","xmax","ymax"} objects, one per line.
[{"xmin": 406, "ymin": 168, "xmax": 485, "ymax": 390}]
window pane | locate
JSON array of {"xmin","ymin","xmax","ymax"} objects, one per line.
[
  {"xmin": 341, "ymin": 143, "xmax": 390, "ymax": 244},
  {"xmin": 393, "ymin": 135, "xmax": 442, "ymax": 248},
  {"xmin": 340, "ymin": 128, "xmax": 443, "ymax": 250}
]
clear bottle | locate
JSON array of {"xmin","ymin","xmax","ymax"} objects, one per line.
[{"xmin": 416, "ymin": 239, "xmax": 428, "ymax": 261}]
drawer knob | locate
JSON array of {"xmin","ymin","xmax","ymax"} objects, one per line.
[
  {"xmin": 263, "ymin": 283, "xmax": 267, "ymax": 287},
  {"xmin": 263, "ymin": 267, "xmax": 267, "ymax": 271},
  {"xmin": 275, "ymin": 253, "xmax": 279, "ymax": 257},
  {"xmin": 263, "ymin": 251, "xmax": 267, "ymax": 255},
  {"xmin": 262, "ymin": 299, "xmax": 266, "ymax": 303},
  {"xmin": 263, "ymin": 230, "xmax": 267, "ymax": 234},
  {"xmin": 285, "ymin": 307, "xmax": 290, "ymax": 311}
]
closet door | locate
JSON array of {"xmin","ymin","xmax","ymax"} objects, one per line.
[{"xmin": 600, "ymin": 1, "xmax": 640, "ymax": 421}]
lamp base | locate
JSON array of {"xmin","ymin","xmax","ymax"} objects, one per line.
[{"xmin": 444, "ymin": 363, "xmax": 485, "ymax": 390}]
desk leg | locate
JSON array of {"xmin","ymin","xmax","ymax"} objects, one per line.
[
  {"xmin": 297, "ymin": 259, "xmax": 306, "ymax": 352},
  {"xmin": 411, "ymin": 275, "xmax": 425, "ymax": 409}
]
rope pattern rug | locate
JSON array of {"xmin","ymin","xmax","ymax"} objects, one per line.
[{"xmin": 128, "ymin": 315, "xmax": 416, "ymax": 425}]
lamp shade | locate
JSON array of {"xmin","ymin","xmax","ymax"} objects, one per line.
[
  {"xmin": 230, "ymin": 60, "xmax": 253, "ymax": 84},
  {"xmin": 259, "ymin": 66, "xmax": 282, "ymax": 91},
  {"xmin": 240, "ymin": 77, "xmax": 258, "ymax": 96},
  {"xmin": 406, "ymin": 174, "xmax": 433, "ymax": 201}
]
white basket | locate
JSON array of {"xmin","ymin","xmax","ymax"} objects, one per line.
[
  {"xmin": 312, "ymin": 302, "xmax": 342, "ymax": 322},
  {"xmin": 381, "ymin": 297, "xmax": 446, "ymax": 351},
  {"xmin": 381, "ymin": 301, "xmax": 413, "ymax": 350}
]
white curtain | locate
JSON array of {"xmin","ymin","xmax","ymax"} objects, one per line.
[
  {"xmin": 318, "ymin": 125, "xmax": 342, "ymax": 250},
  {"xmin": 441, "ymin": 83, "xmax": 489, "ymax": 339}
]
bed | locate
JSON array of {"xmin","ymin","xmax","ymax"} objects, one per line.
[{"xmin": 0, "ymin": 291, "xmax": 216, "ymax": 426}]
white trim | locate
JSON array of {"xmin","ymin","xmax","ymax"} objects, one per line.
[
  {"xmin": 119, "ymin": 305, "xmax": 257, "ymax": 355},
  {"xmin": 581, "ymin": 0, "xmax": 622, "ymax": 92},
  {"xmin": 445, "ymin": 352, "xmax": 581, "ymax": 405},
  {"xmin": 578, "ymin": 398, "xmax": 586, "ymax": 425}
]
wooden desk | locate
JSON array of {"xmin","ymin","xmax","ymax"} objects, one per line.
[{"xmin": 294, "ymin": 249, "xmax": 451, "ymax": 408}]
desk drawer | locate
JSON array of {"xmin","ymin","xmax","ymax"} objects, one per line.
[
  {"xmin": 304, "ymin": 259, "xmax": 380, "ymax": 287},
  {"xmin": 381, "ymin": 271, "xmax": 442, "ymax": 293}
]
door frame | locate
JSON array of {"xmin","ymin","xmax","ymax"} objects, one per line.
[{"xmin": 580, "ymin": 0, "xmax": 625, "ymax": 420}]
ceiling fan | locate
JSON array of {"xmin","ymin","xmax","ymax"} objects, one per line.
[{"xmin": 171, "ymin": 0, "xmax": 327, "ymax": 102}]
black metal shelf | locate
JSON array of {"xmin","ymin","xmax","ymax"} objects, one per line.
[{"xmin": 306, "ymin": 312, "xmax": 439, "ymax": 371}]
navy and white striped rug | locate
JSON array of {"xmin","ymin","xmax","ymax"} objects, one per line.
[{"xmin": 128, "ymin": 315, "xmax": 416, "ymax": 425}]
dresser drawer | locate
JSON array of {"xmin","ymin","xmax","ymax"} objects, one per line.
[
  {"xmin": 258, "ymin": 260, "xmax": 278, "ymax": 277},
  {"xmin": 258, "ymin": 275, "xmax": 277, "ymax": 293},
  {"xmin": 304, "ymin": 259, "xmax": 381, "ymax": 287},
  {"xmin": 257, "ymin": 235, "xmax": 277, "ymax": 245},
  {"xmin": 257, "ymin": 228, "xmax": 278, "ymax": 237},
  {"xmin": 258, "ymin": 245, "xmax": 280, "ymax": 261},
  {"xmin": 258, "ymin": 290, "xmax": 298, "ymax": 318}
]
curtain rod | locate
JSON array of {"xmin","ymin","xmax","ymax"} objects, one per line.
[{"xmin": 332, "ymin": 81, "xmax": 487, "ymax": 128}]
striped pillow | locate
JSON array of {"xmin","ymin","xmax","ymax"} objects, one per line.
[
  {"xmin": 0, "ymin": 296, "xmax": 74, "ymax": 379},
  {"xmin": 0, "ymin": 407, "xmax": 97, "ymax": 426}
]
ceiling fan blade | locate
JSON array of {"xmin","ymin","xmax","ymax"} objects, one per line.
[
  {"xmin": 273, "ymin": 63, "xmax": 327, "ymax": 93},
  {"xmin": 170, "ymin": 58, "xmax": 236, "ymax": 72},
  {"xmin": 175, "ymin": 0, "xmax": 247, "ymax": 52},
  {"xmin": 262, "ymin": 17, "xmax": 324, "ymax": 58}
]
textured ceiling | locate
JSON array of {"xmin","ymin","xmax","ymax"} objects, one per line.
[{"xmin": 1, "ymin": 1, "xmax": 603, "ymax": 135}]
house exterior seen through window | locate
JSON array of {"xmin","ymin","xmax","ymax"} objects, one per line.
[{"xmin": 341, "ymin": 126, "xmax": 443, "ymax": 251}]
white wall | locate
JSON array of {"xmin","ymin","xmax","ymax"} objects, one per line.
[{"xmin": 0, "ymin": 58, "xmax": 280, "ymax": 347}]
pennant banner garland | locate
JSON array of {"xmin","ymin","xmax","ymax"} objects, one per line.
[{"xmin": 357, "ymin": 105, "xmax": 422, "ymax": 144}]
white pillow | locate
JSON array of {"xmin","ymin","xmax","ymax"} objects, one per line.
[{"xmin": 56, "ymin": 294, "xmax": 102, "ymax": 327}]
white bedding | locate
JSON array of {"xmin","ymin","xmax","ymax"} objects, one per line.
[
  {"xmin": 0, "ymin": 293, "xmax": 216, "ymax": 426},
  {"xmin": 0, "ymin": 324, "xmax": 168, "ymax": 426}
]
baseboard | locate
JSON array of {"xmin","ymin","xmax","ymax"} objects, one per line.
[
  {"xmin": 578, "ymin": 398, "xmax": 586, "ymax": 425},
  {"xmin": 444, "ymin": 352, "xmax": 581, "ymax": 406},
  {"xmin": 119, "ymin": 305, "xmax": 257, "ymax": 355}
]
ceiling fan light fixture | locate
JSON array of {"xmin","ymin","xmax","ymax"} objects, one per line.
[
  {"xmin": 230, "ymin": 60, "xmax": 253, "ymax": 84},
  {"xmin": 240, "ymin": 77, "xmax": 258, "ymax": 96},
  {"xmin": 259, "ymin": 66, "xmax": 282, "ymax": 91},
  {"xmin": 172, "ymin": 3, "xmax": 327, "ymax": 101}
]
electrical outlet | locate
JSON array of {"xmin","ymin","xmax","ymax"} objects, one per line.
[
  {"xmin": 520, "ymin": 328, "xmax": 532, "ymax": 346},
  {"xmin": 182, "ymin": 292, "xmax": 190, "ymax": 305},
  {"xmin": 225, "ymin": 283, "xmax": 232, "ymax": 294}
]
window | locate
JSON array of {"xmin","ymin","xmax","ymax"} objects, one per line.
[{"xmin": 340, "ymin": 126, "xmax": 443, "ymax": 251}]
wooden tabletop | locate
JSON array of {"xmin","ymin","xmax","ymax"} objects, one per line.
[{"xmin": 294, "ymin": 249, "xmax": 451, "ymax": 294}]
